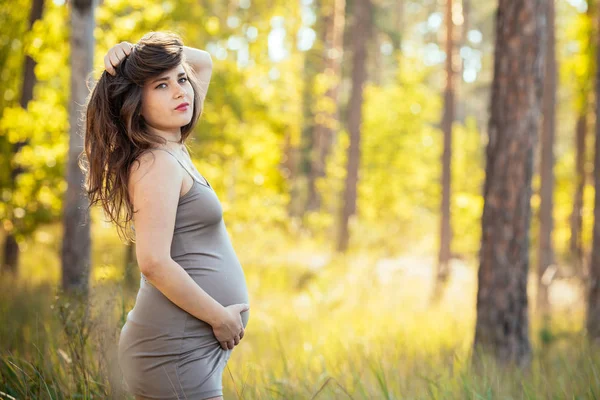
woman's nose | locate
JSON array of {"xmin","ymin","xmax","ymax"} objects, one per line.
[{"xmin": 174, "ymin": 86, "xmax": 186, "ymax": 98}]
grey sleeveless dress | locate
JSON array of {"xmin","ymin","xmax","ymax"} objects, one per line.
[{"xmin": 118, "ymin": 148, "xmax": 250, "ymax": 399}]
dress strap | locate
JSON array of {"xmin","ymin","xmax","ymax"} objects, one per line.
[{"xmin": 153, "ymin": 148, "xmax": 211, "ymax": 188}]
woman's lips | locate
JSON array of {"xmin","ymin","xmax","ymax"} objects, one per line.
[{"xmin": 175, "ymin": 103, "xmax": 189, "ymax": 111}]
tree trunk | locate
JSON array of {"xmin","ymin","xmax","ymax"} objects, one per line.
[
  {"xmin": 19, "ymin": 0, "xmax": 43, "ymax": 110},
  {"xmin": 587, "ymin": 1, "xmax": 600, "ymax": 344},
  {"xmin": 300, "ymin": 0, "xmax": 324, "ymax": 218},
  {"xmin": 61, "ymin": 0, "xmax": 94, "ymax": 295},
  {"xmin": 283, "ymin": 129, "xmax": 300, "ymax": 217},
  {"xmin": 473, "ymin": 0, "xmax": 546, "ymax": 368},
  {"xmin": 432, "ymin": 0, "xmax": 455, "ymax": 303},
  {"xmin": 306, "ymin": 0, "xmax": 345, "ymax": 211},
  {"xmin": 536, "ymin": 0, "xmax": 556, "ymax": 319},
  {"xmin": 2, "ymin": 235, "xmax": 19, "ymax": 276},
  {"xmin": 337, "ymin": 0, "xmax": 371, "ymax": 252},
  {"xmin": 456, "ymin": 0, "xmax": 468, "ymax": 122},
  {"xmin": 395, "ymin": 0, "xmax": 404, "ymax": 75},
  {"xmin": 571, "ymin": 1, "xmax": 594, "ymax": 280},
  {"xmin": 571, "ymin": 113, "xmax": 586, "ymax": 276},
  {"xmin": 124, "ymin": 242, "xmax": 138, "ymax": 289},
  {"xmin": 285, "ymin": 4, "xmax": 310, "ymax": 219},
  {"xmin": 1, "ymin": 0, "xmax": 44, "ymax": 277}
]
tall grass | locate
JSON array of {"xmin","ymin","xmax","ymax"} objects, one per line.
[{"xmin": 1, "ymin": 221, "xmax": 598, "ymax": 399}]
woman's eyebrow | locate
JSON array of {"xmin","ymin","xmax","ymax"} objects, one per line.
[{"xmin": 151, "ymin": 72, "xmax": 187, "ymax": 84}]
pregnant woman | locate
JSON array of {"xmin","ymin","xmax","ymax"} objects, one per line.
[{"xmin": 81, "ymin": 32, "xmax": 250, "ymax": 399}]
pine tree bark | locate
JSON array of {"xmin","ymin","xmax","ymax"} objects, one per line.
[
  {"xmin": 306, "ymin": 0, "xmax": 345, "ymax": 211},
  {"xmin": 536, "ymin": 0, "xmax": 556, "ymax": 318},
  {"xmin": 337, "ymin": 0, "xmax": 371, "ymax": 252},
  {"xmin": 587, "ymin": 1, "xmax": 600, "ymax": 343},
  {"xmin": 299, "ymin": 0, "xmax": 325, "ymax": 217},
  {"xmin": 571, "ymin": 113, "xmax": 586, "ymax": 275},
  {"xmin": 433, "ymin": 0, "xmax": 455, "ymax": 301},
  {"xmin": 473, "ymin": 0, "xmax": 546, "ymax": 368},
  {"xmin": 61, "ymin": 0, "xmax": 94, "ymax": 295},
  {"xmin": 570, "ymin": 1, "xmax": 594, "ymax": 279}
]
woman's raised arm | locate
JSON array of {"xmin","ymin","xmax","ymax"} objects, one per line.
[{"xmin": 183, "ymin": 46, "xmax": 213, "ymax": 106}]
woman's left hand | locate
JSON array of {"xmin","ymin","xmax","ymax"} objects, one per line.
[{"xmin": 104, "ymin": 41, "xmax": 134, "ymax": 76}]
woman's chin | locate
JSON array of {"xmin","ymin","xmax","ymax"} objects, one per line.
[
  {"xmin": 180, "ymin": 117, "xmax": 193, "ymax": 126},
  {"xmin": 167, "ymin": 116, "xmax": 192, "ymax": 127}
]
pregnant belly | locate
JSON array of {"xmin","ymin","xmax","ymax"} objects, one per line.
[
  {"xmin": 181, "ymin": 262, "xmax": 250, "ymax": 329},
  {"xmin": 121, "ymin": 263, "xmax": 249, "ymax": 370},
  {"xmin": 133, "ymin": 261, "xmax": 250, "ymax": 329}
]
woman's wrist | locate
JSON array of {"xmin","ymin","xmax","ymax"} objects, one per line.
[{"xmin": 205, "ymin": 301, "xmax": 226, "ymax": 327}]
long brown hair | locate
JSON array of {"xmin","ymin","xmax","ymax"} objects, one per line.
[{"xmin": 79, "ymin": 31, "xmax": 203, "ymax": 242}]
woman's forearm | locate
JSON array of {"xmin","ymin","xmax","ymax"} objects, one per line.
[
  {"xmin": 142, "ymin": 259, "xmax": 224, "ymax": 326},
  {"xmin": 183, "ymin": 46, "xmax": 213, "ymax": 70}
]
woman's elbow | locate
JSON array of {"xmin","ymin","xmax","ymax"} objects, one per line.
[{"xmin": 137, "ymin": 255, "xmax": 170, "ymax": 277}]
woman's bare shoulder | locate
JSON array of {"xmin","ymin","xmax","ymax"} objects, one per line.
[
  {"xmin": 128, "ymin": 148, "xmax": 181, "ymax": 201},
  {"xmin": 127, "ymin": 149, "xmax": 183, "ymax": 268}
]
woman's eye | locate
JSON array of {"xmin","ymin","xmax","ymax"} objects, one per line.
[{"xmin": 155, "ymin": 77, "xmax": 187, "ymax": 89}]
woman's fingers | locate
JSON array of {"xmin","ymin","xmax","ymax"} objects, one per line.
[
  {"xmin": 219, "ymin": 332, "xmax": 243, "ymax": 351},
  {"xmin": 104, "ymin": 52, "xmax": 120, "ymax": 75},
  {"xmin": 119, "ymin": 41, "xmax": 133, "ymax": 55},
  {"xmin": 108, "ymin": 52, "xmax": 120, "ymax": 68},
  {"xmin": 104, "ymin": 42, "xmax": 132, "ymax": 75},
  {"xmin": 104, "ymin": 54, "xmax": 115, "ymax": 75},
  {"xmin": 116, "ymin": 46, "xmax": 128, "ymax": 60}
]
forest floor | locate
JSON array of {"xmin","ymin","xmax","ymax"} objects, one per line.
[{"xmin": 0, "ymin": 222, "xmax": 595, "ymax": 399}]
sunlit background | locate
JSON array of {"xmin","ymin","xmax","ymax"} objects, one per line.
[{"xmin": 1, "ymin": 0, "xmax": 599, "ymax": 398}]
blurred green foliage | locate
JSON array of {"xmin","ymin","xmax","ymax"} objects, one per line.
[{"xmin": 0, "ymin": 0, "xmax": 595, "ymax": 264}]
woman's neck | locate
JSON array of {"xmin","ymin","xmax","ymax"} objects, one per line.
[
  {"xmin": 156, "ymin": 141, "xmax": 186, "ymax": 153},
  {"xmin": 146, "ymin": 125, "xmax": 182, "ymax": 145}
]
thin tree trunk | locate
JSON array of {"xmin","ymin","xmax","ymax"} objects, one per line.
[
  {"xmin": 19, "ymin": 0, "xmax": 43, "ymax": 109},
  {"xmin": 571, "ymin": 113, "xmax": 586, "ymax": 276},
  {"xmin": 473, "ymin": 0, "xmax": 546, "ymax": 368},
  {"xmin": 306, "ymin": 0, "xmax": 345, "ymax": 211},
  {"xmin": 124, "ymin": 242, "xmax": 138, "ymax": 289},
  {"xmin": 587, "ymin": 1, "xmax": 600, "ymax": 344},
  {"xmin": 536, "ymin": 0, "xmax": 556, "ymax": 319},
  {"xmin": 283, "ymin": 130, "xmax": 300, "ymax": 217},
  {"xmin": 456, "ymin": 0, "xmax": 468, "ymax": 122},
  {"xmin": 1, "ymin": 0, "xmax": 44, "ymax": 276},
  {"xmin": 337, "ymin": 0, "xmax": 371, "ymax": 252},
  {"xmin": 284, "ymin": 10, "xmax": 306, "ymax": 219},
  {"xmin": 2, "ymin": 235, "xmax": 19, "ymax": 276},
  {"xmin": 61, "ymin": 0, "xmax": 94, "ymax": 295},
  {"xmin": 301, "ymin": 0, "xmax": 324, "ymax": 217},
  {"xmin": 432, "ymin": 0, "xmax": 455, "ymax": 303},
  {"xmin": 571, "ymin": 1, "xmax": 594, "ymax": 280},
  {"xmin": 395, "ymin": 0, "xmax": 404, "ymax": 75}
]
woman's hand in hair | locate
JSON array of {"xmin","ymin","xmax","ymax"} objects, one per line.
[{"xmin": 104, "ymin": 41, "xmax": 134, "ymax": 76}]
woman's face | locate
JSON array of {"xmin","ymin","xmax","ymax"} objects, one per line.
[{"xmin": 140, "ymin": 63, "xmax": 194, "ymax": 133}]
